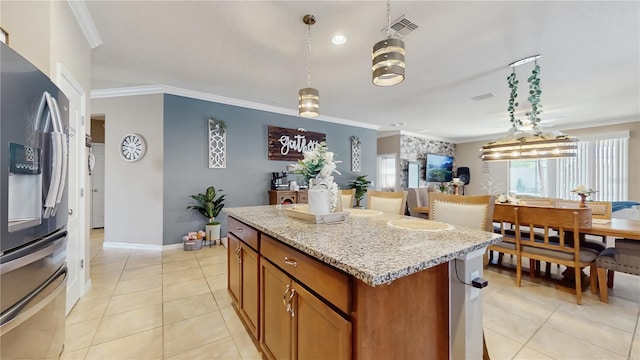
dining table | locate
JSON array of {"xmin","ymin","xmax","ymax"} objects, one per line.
[
  {"xmin": 412, "ymin": 205, "xmax": 640, "ymax": 240},
  {"xmin": 414, "ymin": 203, "xmax": 640, "ymax": 290}
]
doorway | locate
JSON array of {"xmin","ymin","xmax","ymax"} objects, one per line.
[{"xmin": 91, "ymin": 143, "xmax": 105, "ymax": 229}]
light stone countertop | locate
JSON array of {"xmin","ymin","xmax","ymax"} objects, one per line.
[{"xmin": 224, "ymin": 205, "xmax": 502, "ymax": 287}]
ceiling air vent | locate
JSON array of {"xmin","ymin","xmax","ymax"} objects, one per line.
[
  {"xmin": 382, "ymin": 16, "xmax": 418, "ymax": 38},
  {"xmin": 471, "ymin": 93, "xmax": 497, "ymax": 101}
]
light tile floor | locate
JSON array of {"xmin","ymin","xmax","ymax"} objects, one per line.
[{"xmin": 62, "ymin": 230, "xmax": 639, "ymax": 359}]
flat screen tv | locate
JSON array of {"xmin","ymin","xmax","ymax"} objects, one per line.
[{"xmin": 426, "ymin": 153, "xmax": 454, "ymax": 182}]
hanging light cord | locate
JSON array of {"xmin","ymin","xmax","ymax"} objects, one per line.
[
  {"xmin": 306, "ymin": 23, "xmax": 312, "ymax": 88},
  {"xmin": 386, "ymin": 0, "xmax": 391, "ymax": 38}
]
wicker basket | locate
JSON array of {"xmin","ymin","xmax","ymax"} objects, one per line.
[{"xmin": 183, "ymin": 239, "xmax": 203, "ymax": 251}]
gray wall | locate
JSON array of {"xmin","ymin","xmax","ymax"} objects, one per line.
[
  {"xmin": 92, "ymin": 94, "xmax": 165, "ymax": 246},
  {"xmin": 163, "ymin": 95, "xmax": 377, "ymax": 245}
]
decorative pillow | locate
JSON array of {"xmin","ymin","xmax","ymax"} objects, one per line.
[{"xmin": 431, "ymin": 201, "xmax": 488, "ymax": 230}]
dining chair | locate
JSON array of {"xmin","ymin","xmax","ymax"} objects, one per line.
[
  {"xmin": 512, "ymin": 205, "xmax": 595, "ymax": 304},
  {"xmin": 488, "ymin": 203, "xmax": 518, "ymax": 266},
  {"xmin": 426, "ymin": 193, "xmax": 495, "ymax": 360},
  {"xmin": 340, "ymin": 189, "xmax": 355, "ymax": 210},
  {"xmin": 556, "ymin": 200, "xmax": 612, "ymax": 220},
  {"xmin": 406, "ymin": 188, "xmax": 429, "ymax": 218},
  {"xmin": 366, "ymin": 190, "xmax": 407, "ymax": 215},
  {"xmin": 595, "ymin": 238, "xmax": 640, "ymax": 303},
  {"xmin": 519, "ymin": 197, "xmax": 555, "ymax": 207},
  {"xmin": 428, "ymin": 193, "xmax": 495, "ymax": 232}
]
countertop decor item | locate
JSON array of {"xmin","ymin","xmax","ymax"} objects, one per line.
[
  {"xmin": 480, "ymin": 55, "xmax": 578, "ymax": 161},
  {"xmin": 294, "ymin": 142, "xmax": 341, "ymax": 213}
]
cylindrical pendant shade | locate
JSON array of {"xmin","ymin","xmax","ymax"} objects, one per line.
[
  {"xmin": 298, "ymin": 87, "xmax": 319, "ymax": 117},
  {"xmin": 372, "ymin": 38, "xmax": 405, "ymax": 86}
]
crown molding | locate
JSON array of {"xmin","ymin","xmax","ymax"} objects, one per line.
[
  {"xmin": 67, "ymin": 0, "xmax": 102, "ymax": 49},
  {"xmin": 453, "ymin": 116, "xmax": 640, "ymax": 144},
  {"xmin": 91, "ymin": 84, "xmax": 380, "ymax": 131}
]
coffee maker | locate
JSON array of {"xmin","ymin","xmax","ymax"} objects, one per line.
[{"xmin": 271, "ymin": 171, "xmax": 289, "ymax": 190}]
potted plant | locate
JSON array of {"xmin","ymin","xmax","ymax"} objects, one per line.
[
  {"xmin": 187, "ymin": 186, "xmax": 225, "ymax": 245},
  {"xmin": 348, "ymin": 175, "xmax": 371, "ymax": 208}
]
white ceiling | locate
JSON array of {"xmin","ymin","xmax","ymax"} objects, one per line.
[{"xmin": 86, "ymin": 1, "xmax": 640, "ymax": 143}]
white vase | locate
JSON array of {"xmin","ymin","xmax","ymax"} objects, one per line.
[
  {"xmin": 308, "ymin": 177, "xmax": 340, "ymax": 214},
  {"xmin": 205, "ymin": 223, "xmax": 221, "ymax": 245}
]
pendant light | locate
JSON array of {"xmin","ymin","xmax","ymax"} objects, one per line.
[
  {"xmin": 481, "ymin": 55, "xmax": 578, "ymax": 161},
  {"xmin": 372, "ymin": 0, "xmax": 405, "ymax": 86},
  {"xmin": 299, "ymin": 14, "xmax": 319, "ymax": 118}
]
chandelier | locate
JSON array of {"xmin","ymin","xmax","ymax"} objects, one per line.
[
  {"xmin": 299, "ymin": 14, "xmax": 319, "ymax": 117},
  {"xmin": 481, "ymin": 55, "xmax": 578, "ymax": 161},
  {"xmin": 372, "ymin": 0, "xmax": 405, "ymax": 86}
]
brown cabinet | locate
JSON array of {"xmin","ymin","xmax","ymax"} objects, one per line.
[
  {"xmin": 227, "ymin": 232, "xmax": 260, "ymax": 340},
  {"xmin": 268, "ymin": 190, "xmax": 308, "ymax": 205},
  {"xmin": 260, "ymin": 259, "xmax": 351, "ymax": 360}
]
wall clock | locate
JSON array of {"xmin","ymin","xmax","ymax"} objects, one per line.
[{"xmin": 120, "ymin": 133, "xmax": 146, "ymax": 162}]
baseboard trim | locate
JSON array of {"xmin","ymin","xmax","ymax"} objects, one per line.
[{"xmin": 102, "ymin": 239, "xmax": 228, "ymax": 251}]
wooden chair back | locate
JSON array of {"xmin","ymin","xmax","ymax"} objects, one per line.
[
  {"xmin": 512, "ymin": 205, "xmax": 594, "ymax": 304},
  {"xmin": 340, "ymin": 189, "xmax": 355, "ymax": 209},
  {"xmin": 366, "ymin": 190, "xmax": 408, "ymax": 215},
  {"xmin": 555, "ymin": 200, "xmax": 612, "ymax": 220},
  {"xmin": 518, "ymin": 197, "xmax": 555, "ymax": 207},
  {"xmin": 428, "ymin": 193, "xmax": 495, "ymax": 232}
]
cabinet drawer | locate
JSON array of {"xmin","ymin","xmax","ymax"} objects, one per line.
[
  {"xmin": 297, "ymin": 191, "xmax": 308, "ymax": 203},
  {"xmin": 261, "ymin": 234, "xmax": 350, "ymax": 314},
  {"xmin": 228, "ymin": 217, "xmax": 259, "ymax": 251}
]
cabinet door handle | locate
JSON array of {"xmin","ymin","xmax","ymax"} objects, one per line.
[
  {"xmin": 283, "ymin": 284, "xmax": 291, "ymax": 312},
  {"xmin": 288, "ymin": 289, "xmax": 296, "ymax": 317},
  {"xmin": 235, "ymin": 228, "xmax": 243, "ymax": 232},
  {"xmin": 235, "ymin": 244, "xmax": 242, "ymax": 263},
  {"xmin": 284, "ymin": 257, "xmax": 298, "ymax": 268}
]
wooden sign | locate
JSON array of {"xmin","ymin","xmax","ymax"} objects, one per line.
[{"xmin": 268, "ymin": 126, "xmax": 326, "ymax": 161}]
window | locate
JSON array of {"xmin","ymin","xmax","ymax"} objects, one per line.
[
  {"xmin": 508, "ymin": 131, "xmax": 629, "ymax": 201},
  {"xmin": 509, "ymin": 159, "xmax": 549, "ymax": 197},
  {"xmin": 377, "ymin": 154, "xmax": 396, "ymax": 191},
  {"xmin": 556, "ymin": 132, "xmax": 629, "ymax": 201}
]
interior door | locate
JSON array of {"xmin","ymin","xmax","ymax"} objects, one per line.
[
  {"xmin": 56, "ymin": 64, "xmax": 86, "ymax": 315},
  {"xmin": 91, "ymin": 144, "xmax": 105, "ymax": 228}
]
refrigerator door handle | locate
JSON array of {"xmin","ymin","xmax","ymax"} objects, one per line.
[
  {"xmin": 50, "ymin": 96, "xmax": 67, "ymax": 215},
  {"xmin": 0, "ymin": 232, "xmax": 66, "ymax": 275},
  {"xmin": 43, "ymin": 92, "xmax": 63, "ymax": 218},
  {"xmin": 0, "ymin": 264, "xmax": 66, "ymax": 330}
]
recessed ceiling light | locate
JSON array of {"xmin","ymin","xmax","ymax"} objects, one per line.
[{"xmin": 331, "ymin": 34, "xmax": 347, "ymax": 45}]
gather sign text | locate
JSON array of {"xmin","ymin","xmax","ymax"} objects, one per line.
[{"xmin": 268, "ymin": 126, "xmax": 326, "ymax": 161}]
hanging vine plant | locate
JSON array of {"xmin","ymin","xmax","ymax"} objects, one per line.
[
  {"xmin": 527, "ymin": 62, "xmax": 543, "ymax": 129},
  {"xmin": 507, "ymin": 68, "xmax": 521, "ymax": 129},
  {"xmin": 208, "ymin": 117, "xmax": 227, "ymax": 134}
]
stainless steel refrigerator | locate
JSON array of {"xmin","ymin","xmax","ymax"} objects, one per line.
[{"xmin": 0, "ymin": 42, "xmax": 69, "ymax": 359}]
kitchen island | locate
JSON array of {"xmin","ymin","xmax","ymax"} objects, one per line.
[{"xmin": 225, "ymin": 205, "xmax": 502, "ymax": 359}]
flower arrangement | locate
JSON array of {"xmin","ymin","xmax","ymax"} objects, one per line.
[
  {"xmin": 294, "ymin": 142, "xmax": 341, "ymax": 212},
  {"xmin": 496, "ymin": 193, "xmax": 520, "ymax": 204},
  {"xmin": 295, "ymin": 142, "xmax": 341, "ymax": 180},
  {"xmin": 570, "ymin": 184, "xmax": 597, "ymax": 196},
  {"xmin": 450, "ymin": 178, "xmax": 464, "ymax": 187},
  {"xmin": 183, "ymin": 230, "xmax": 206, "ymax": 242}
]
